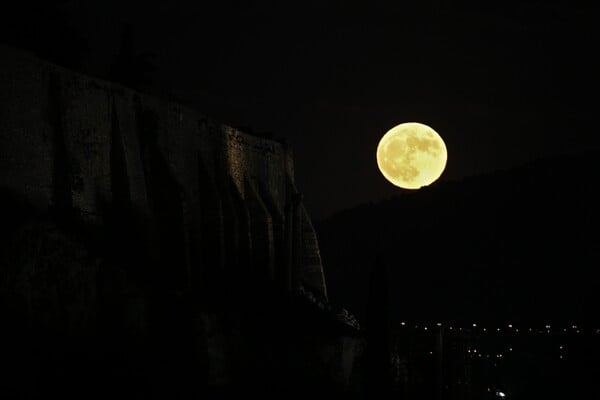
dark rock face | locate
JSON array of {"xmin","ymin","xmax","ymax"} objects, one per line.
[{"xmin": 0, "ymin": 45, "xmax": 360, "ymax": 399}]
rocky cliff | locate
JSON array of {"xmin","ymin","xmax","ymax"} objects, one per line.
[{"xmin": 0, "ymin": 45, "xmax": 360, "ymax": 399}]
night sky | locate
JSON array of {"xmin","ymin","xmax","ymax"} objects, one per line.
[{"xmin": 3, "ymin": 0, "xmax": 599, "ymax": 220}]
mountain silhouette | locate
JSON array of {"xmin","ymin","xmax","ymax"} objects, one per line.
[{"xmin": 316, "ymin": 150, "xmax": 600, "ymax": 327}]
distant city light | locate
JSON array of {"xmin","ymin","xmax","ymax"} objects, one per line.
[
  {"xmin": 496, "ymin": 390, "xmax": 507, "ymax": 398},
  {"xmin": 388, "ymin": 321, "xmax": 585, "ymax": 370}
]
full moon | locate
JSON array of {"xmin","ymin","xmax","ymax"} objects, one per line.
[{"xmin": 376, "ymin": 122, "xmax": 447, "ymax": 189}]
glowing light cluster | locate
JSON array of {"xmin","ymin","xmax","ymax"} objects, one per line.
[{"xmin": 398, "ymin": 322, "xmax": 596, "ymax": 334}]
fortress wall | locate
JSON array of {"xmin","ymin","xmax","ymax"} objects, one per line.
[{"xmin": 0, "ymin": 45, "xmax": 326, "ymax": 299}]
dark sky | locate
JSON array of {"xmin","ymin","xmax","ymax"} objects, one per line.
[{"xmin": 3, "ymin": 0, "xmax": 599, "ymax": 220}]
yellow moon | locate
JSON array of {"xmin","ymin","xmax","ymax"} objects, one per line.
[{"xmin": 376, "ymin": 122, "xmax": 447, "ymax": 189}]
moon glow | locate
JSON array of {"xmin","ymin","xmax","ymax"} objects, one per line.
[{"xmin": 376, "ymin": 122, "xmax": 447, "ymax": 189}]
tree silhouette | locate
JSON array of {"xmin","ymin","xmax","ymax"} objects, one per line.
[{"xmin": 109, "ymin": 24, "xmax": 156, "ymax": 91}]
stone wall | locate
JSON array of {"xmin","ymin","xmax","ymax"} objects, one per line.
[
  {"xmin": 0, "ymin": 45, "xmax": 346, "ymax": 398},
  {"xmin": 0, "ymin": 44, "xmax": 327, "ymax": 299}
]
